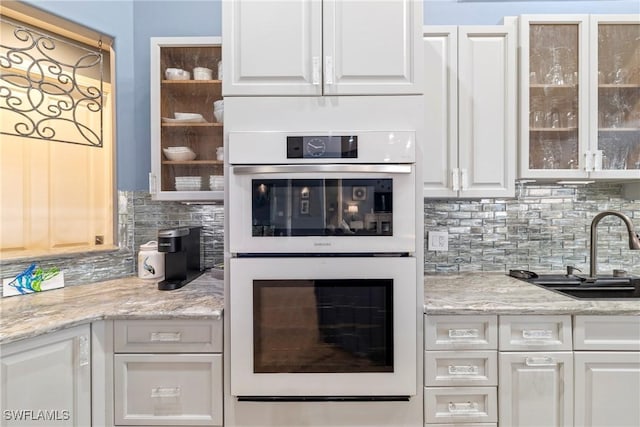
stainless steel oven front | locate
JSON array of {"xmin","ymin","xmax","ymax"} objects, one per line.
[
  {"xmin": 228, "ymin": 131, "xmax": 416, "ymax": 254},
  {"xmin": 229, "ymin": 256, "xmax": 417, "ymax": 398}
]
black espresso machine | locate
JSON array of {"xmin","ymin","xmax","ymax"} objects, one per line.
[{"xmin": 157, "ymin": 226, "xmax": 203, "ymax": 290}]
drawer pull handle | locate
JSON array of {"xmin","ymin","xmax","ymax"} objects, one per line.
[
  {"xmin": 150, "ymin": 332, "xmax": 182, "ymax": 342},
  {"xmin": 448, "ymin": 401, "xmax": 479, "ymax": 414},
  {"xmin": 448, "ymin": 365, "xmax": 479, "ymax": 375},
  {"xmin": 522, "ymin": 329, "xmax": 553, "ymax": 340},
  {"xmin": 78, "ymin": 335, "xmax": 90, "ymax": 367},
  {"xmin": 525, "ymin": 356, "xmax": 556, "ymax": 367},
  {"xmin": 448, "ymin": 328, "xmax": 479, "ymax": 339},
  {"xmin": 151, "ymin": 387, "xmax": 181, "ymax": 398}
]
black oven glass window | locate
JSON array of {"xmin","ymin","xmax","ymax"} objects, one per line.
[
  {"xmin": 251, "ymin": 179, "xmax": 393, "ymax": 237},
  {"xmin": 253, "ymin": 279, "xmax": 394, "ymax": 374}
]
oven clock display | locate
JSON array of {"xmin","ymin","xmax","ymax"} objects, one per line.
[
  {"xmin": 305, "ymin": 138, "xmax": 326, "ymax": 157},
  {"xmin": 286, "ymin": 136, "xmax": 358, "ymax": 159}
]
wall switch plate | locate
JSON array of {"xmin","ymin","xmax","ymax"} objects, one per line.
[{"xmin": 428, "ymin": 231, "xmax": 448, "ymax": 251}]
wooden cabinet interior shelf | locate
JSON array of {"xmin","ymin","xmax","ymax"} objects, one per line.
[
  {"xmin": 162, "ymin": 160, "xmax": 224, "ymax": 165},
  {"xmin": 151, "ymin": 38, "xmax": 224, "ymax": 199},
  {"xmin": 161, "ymin": 123, "xmax": 223, "ymax": 127}
]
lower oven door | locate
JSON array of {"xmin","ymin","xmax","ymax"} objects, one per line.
[{"xmin": 229, "ymin": 256, "xmax": 417, "ymax": 397}]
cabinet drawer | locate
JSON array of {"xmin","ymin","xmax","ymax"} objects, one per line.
[
  {"xmin": 425, "ymin": 351, "xmax": 497, "ymax": 387},
  {"xmin": 114, "ymin": 354, "xmax": 223, "ymax": 426},
  {"xmin": 574, "ymin": 315, "xmax": 640, "ymax": 350},
  {"xmin": 499, "ymin": 315, "xmax": 571, "ymax": 351},
  {"xmin": 114, "ymin": 319, "xmax": 222, "ymax": 353},
  {"xmin": 425, "ymin": 315, "xmax": 498, "ymax": 350},
  {"xmin": 424, "ymin": 387, "xmax": 497, "ymax": 424}
]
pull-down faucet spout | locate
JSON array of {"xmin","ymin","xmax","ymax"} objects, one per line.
[{"xmin": 590, "ymin": 210, "xmax": 640, "ymax": 278}]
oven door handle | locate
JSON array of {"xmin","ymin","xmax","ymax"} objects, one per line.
[{"xmin": 231, "ymin": 164, "xmax": 413, "ymax": 174}]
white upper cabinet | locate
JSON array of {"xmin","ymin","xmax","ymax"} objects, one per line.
[
  {"xmin": 519, "ymin": 14, "xmax": 640, "ymax": 180},
  {"xmin": 423, "ymin": 24, "xmax": 516, "ymax": 198},
  {"xmin": 223, "ymin": 0, "xmax": 423, "ymax": 96},
  {"xmin": 589, "ymin": 15, "xmax": 640, "ymax": 179},
  {"xmin": 149, "ymin": 37, "xmax": 224, "ymax": 201}
]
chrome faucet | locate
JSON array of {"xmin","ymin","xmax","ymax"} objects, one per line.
[{"xmin": 590, "ymin": 210, "xmax": 640, "ymax": 278}]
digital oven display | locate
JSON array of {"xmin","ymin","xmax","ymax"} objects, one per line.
[{"xmin": 287, "ymin": 136, "xmax": 358, "ymax": 159}]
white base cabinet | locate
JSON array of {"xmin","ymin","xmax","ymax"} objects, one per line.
[
  {"xmin": 574, "ymin": 352, "xmax": 640, "ymax": 427},
  {"xmin": 424, "ymin": 315, "xmax": 498, "ymax": 426},
  {"xmin": 426, "ymin": 314, "xmax": 639, "ymax": 427},
  {"xmin": 114, "ymin": 354, "xmax": 222, "ymax": 426},
  {"xmin": 0, "ymin": 325, "xmax": 91, "ymax": 427},
  {"xmin": 498, "ymin": 352, "xmax": 573, "ymax": 427},
  {"xmin": 574, "ymin": 315, "xmax": 640, "ymax": 427},
  {"xmin": 112, "ymin": 319, "xmax": 223, "ymax": 426}
]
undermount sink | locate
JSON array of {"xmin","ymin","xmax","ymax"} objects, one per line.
[{"xmin": 509, "ymin": 271, "xmax": 640, "ymax": 300}]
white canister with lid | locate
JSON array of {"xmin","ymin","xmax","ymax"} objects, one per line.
[{"xmin": 138, "ymin": 241, "xmax": 165, "ymax": 279}]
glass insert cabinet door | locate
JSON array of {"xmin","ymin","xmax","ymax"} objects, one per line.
[
  {"xmin": 522, "ymin": 18, "xmax": 587, "ymax": 177},
  {"xmin": 593, "ymin": 18, "xmax": 640, "ymax": 173},
  {"xmin": 252, "ymin": 178, "xmax": 393, "ymax": 237}
]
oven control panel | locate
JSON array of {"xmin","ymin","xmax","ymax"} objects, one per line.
[{"xmin": 287, "ymin": 136, "xmax": 358, "ymax": 159}]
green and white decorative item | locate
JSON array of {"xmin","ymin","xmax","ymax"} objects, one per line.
[{"xmin": 2, "ymin": 263, "xmax": 64, "ymax": 297}]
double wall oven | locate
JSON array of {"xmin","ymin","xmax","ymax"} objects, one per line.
[{"xmin": 228, "ymin": 130, "xmax": 418, "ymax": 399}]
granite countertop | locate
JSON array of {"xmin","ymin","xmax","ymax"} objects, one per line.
[
  {"xmin": 3, "ymin": 269, "xmax": 638, "ymax": 345},
  {"xmin": 0, "ymin": 270, "xmax": 224, "ymax": 345},
  {"xmin": 425, "ymin": 272, "xmax": 640, "ymax": 315}
]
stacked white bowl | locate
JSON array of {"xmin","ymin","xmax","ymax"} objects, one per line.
[
  {"xmin": 175, "ymin": 176, "xmax": 202, "ymax": 191},
  {"xmin": 163, "ymin": 146, "xmax": 196, "ymax": 161},
  {"xmin": 193, "ymin": 67, "xmax": 213, "ymax": 80},
  {"xmin": 209, "ymin": 175, "xmax": 224, "ymax": 191},
  {"xmin": 165, "ymin": 68, "xmax": 190, "ymax": 80}
]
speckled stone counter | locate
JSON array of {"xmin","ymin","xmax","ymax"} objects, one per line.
[
  {"xmin": 0, "ymin": 270, "xmax": 224, "ymax": 345},
  {"xmin": 425, "ymin": 272, "xmax": 640, "ymax": 315}
]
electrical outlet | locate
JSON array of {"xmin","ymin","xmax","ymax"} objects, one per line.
[{"xmin": 428, "ymin": 231, "xmax": 448, "ymax": 251}]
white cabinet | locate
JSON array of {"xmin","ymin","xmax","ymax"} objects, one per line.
[
  {"xmin": 149, "ymin": 37, "xmax": 224, "ymax": 201},
  {"xmin": 426, "ymin": 314, "xmax": 638, "ymax": 427},
  {"xmin": 519, "ymin": 14, "xmax": 640, "ymax": 180},
  {"xmin": 112, "ymin": 319, "xmax": 223, "ymax": 426},
  {"xmin": 423, "ymin": 25, "xmax": 516, "ymax": 198},
  {"xmin": 498, "ymin": 315, "xmax": 573, "ymax": 427},
  {"xmin": 424, "ymin": 315, "xmax": 498, "ymax": 425},
  {"xmin": 499, "ymin": 352, "xmax": 573, "ymax": 427},
  {"xmin": 0, "ymin": 325, "xmax": 91, "ymax": 427},
  {"xmin": 223, "ymin": 0, "xmax": 423, "ymax": 96},
  {"xmin": 574, "ymin": 315, "xmax": 640, "ymax": 427}
]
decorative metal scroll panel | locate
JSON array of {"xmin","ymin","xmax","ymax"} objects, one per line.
[{"xmin": 0, "ymin": 18, "xmax": 104, "ymax": 148}]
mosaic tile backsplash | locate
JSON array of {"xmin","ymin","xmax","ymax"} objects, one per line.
[
  {"xmin": 424, "ymin": 183, "xmax": 640, "ymax": 274},
  {"xmin": 1, "ymin": 183, "xmax": 639, "ymax": 292}
]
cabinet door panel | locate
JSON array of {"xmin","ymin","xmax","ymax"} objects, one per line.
[
  {"xmin": 323, "ymin": 0, "xmax": 422, "ymax": 95},
  {"xmin": 589, "ymin": 15, "xmax": 640, "ymax": 179},
  {"xmin": 0, "ymin": 325, "xmax": 91, "ymax": 427},
  {"xmin": 223, "ymin": 0, "xmax": 322, "ymax": 96},
  {"xmin": 575, "ymin": 352, "xmax": 640, "ymax": 427},
  {"xmin": 114, "ymin": 354, "xmax": 223, "ymax": 426},
  {"xmin": 519, "ymin": 15, "xmax": 590, "ymax": 179},
  {"xmin": 457, "ymin": 26, "xmax": 516, "ymax": 197},
  {"xmin": 423, "ymin": 27, "xmax": 458, "ymax": 197},
  {"xmin": 498, "ymin": 352, "xmax": 573, "ymax": 427}
]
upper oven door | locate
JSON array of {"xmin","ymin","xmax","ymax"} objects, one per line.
[
  {"xmin": 229, "ymin": 256, "xmax": 417, "ymax": 397},
  {"xmin": 228, "ymin": 130, "xmax": 416, "ymax": 254}
]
